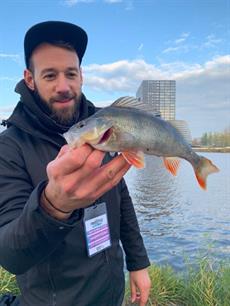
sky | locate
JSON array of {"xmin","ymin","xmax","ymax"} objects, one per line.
[{"xmin": 0, "ymin": 0, "xmax": 229, "ymax": 138}]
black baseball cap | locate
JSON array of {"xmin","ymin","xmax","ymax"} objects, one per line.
[{"xmin": 24, "ymin": 21, "xmax": 88, "ymax": 68}]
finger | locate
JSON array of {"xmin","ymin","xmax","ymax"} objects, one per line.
[
  {"xmin": 50, "ymin": 144, "xmax": 94, "ymax": 175},
  {"xmin": 139, "ymin": 287, "xmax": 150, "ymax": 306},
  {"xmin": 56, "ymin": 144, "xmax": 70, "ymax": 159},
  {"xmin": 93, "ymin": 163, "xmax": 131, "ymax": 199},
  {"xmin": 58, "ymin": 150, "xmax": 106, "ymax": 195},
  {"xmin": 81, "ymin": 155, "xmax": 130, "ymax": 199},
  {"xmin": 69, "ymin": 155, "xmax": 130, "ymax": 202},
  {"xmin": 84, "ymin": 149, "xmax": 106, "ymax": 171},
  {"xmin": 130, "ymin": 280, "xmax": 137, "ymax": 303},
  {"xmin": 99, "ymin": 154, "xmax": 129, "ymax": 181}
]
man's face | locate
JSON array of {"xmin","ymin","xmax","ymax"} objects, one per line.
[{"xmin": 24, "ymin": 43, "xmax": 83, "ymax": 125}]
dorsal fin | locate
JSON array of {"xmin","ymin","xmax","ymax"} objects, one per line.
[
  {"xmin": 111, "ymin": 96, "xmax": 154, "ymax": 113},
  {"xmin": 167, "ymin": 120, "xmax": 192, "ymax": 144}
]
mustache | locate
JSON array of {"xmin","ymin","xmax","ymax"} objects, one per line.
[{"xmin": 50, "ymin": 92, "xmax": 76, "ymax": 103}]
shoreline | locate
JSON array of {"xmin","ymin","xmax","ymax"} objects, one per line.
[{"xmin": 192, "ymin": 146, "xmax": 230, "ymax": 153}]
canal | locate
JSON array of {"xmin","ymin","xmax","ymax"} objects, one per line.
[{"xmin": 125, "ymin": 152, "xmax": 230, "ymax": 270}]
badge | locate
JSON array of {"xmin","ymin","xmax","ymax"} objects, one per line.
[{"xmin": 83, "ymin": 202, "xmax": 111, "ymax": 257}]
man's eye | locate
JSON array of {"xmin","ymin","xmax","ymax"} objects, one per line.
[
  {"xmin": 67, "ymin": 72, "xmax": 77, "ymax": 78},
  {"xmin": 44, "ymin": 74, "xmax": 55, "ymax": 80}
]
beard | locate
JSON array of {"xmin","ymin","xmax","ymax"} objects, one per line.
[{"xmin": 33, "ymin": 86, "xmax": 82, "ymax": 126}]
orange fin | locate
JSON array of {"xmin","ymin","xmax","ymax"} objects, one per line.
[
  {"xmin": 163, "ymin": 157, "xmax": 180, "ymax": 176},
  {"xmin": 195, "ymin": 172, "xmax": 207, "ymax": 190},
  {"xmin": 194, "ymin": 156, "xmax": 219, "ymax": 190},
  {"xmin": 122, "ymin": 151, "xmax": 145, "ymax": 169}
]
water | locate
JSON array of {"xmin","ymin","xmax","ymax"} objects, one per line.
[{"xmin": 124, "ymin": 153, "xmax": 230, "ymax": 271}]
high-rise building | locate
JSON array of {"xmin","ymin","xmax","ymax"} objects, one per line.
[{"xmin": 136, "ymin": 80, "xmax": 176, "ymax": 120}]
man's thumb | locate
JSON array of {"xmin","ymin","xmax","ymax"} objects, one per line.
[{"xmin": 130, "ymin": 281, "xmax": 136, "ymax": 303}]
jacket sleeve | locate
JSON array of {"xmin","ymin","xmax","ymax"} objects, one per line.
[
  {"xmin": 0, "ymin": 136, "xmax": 82, "ymax": 275},
  {"xmin": 119, "ymin": 178, "xmax": 150, "ymax": 271}
]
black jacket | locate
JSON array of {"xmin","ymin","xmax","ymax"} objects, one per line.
[{"xmin": 0, "ymin": 80, "xmax": 150, "ymax": 306}]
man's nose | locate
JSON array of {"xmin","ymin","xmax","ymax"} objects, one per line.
[{"xmin": 55, "ymin": 75, "xmax": 70, "ymax": 93}]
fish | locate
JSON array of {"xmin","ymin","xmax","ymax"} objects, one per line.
[{"xmin": 63, "ymin": 96, "xmax": 219, "ymax": 190}]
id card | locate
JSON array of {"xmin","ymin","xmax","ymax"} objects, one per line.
[{"xmin": 83, "ymin": 202, "xmax": 111, "ymax": 257}]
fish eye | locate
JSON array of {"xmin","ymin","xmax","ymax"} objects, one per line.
[{"xmin": 78, "ymin": 121, "xmax": 85, "ymax": 128}]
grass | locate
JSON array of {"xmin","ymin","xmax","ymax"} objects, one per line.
[
  {"xmin": 1, "ymin": 257, "xmax": 229, "ymax": 305},
  {"xmin": 124, "ymin": 257, "xmax": 230, "ymax": 306},
  {"xmin": 0, "ymin": 267, "xmax": 20, "ymax": 295}
]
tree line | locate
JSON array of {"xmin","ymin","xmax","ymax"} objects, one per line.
[{"xmin": 193, "ymin": 127, "xmax": 230, "ymax": 147}]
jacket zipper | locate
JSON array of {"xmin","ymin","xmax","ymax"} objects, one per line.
[
  {"xmin": 47, "ymin": 262, "xmax": 57, "ymax": 306},
  {"xmin": 104, "ymin": 249, "xmax": 109, "ymax": 263}
]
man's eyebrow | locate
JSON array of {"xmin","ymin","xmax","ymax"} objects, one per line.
[
  {"xmin": 41, "ymin": 67, "xmax": 79, "ymax": 75},
  {"xmin": 66, "ymin": 67, "xmax": 79, "ymax": 72},
  {"xmin": 40, "ymin": 68, "xmax": 56, "ymax": 75}
]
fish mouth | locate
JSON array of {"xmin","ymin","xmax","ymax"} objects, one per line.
[{"xmin": 97, "ymin": 128, "xmax": 113, "ymax": 144}]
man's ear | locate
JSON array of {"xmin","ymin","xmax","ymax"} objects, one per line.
[
  {"xmin": 80, "ymin": 67, "xmax": 83, "ymax": 86},
  {"xmin": 24, "ymin": 69, "xmax": 35, "ymax": 90}
]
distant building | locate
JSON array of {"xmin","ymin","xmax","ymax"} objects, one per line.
[
  {"xmin": 169, "ymin": 120, "xmax": 192, "ymax": 145},
  {"xmin": 136, "ymin": 80, "xmax": 176, "ymax": 120},
  {"xmin": 136, "ymin": 80, "xmax": 193, "ymax": 144}
]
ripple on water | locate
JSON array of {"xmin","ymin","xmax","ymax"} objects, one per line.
[{"xmin": 125, "ymin": 153, "xmax": 230, "ymax": 271}]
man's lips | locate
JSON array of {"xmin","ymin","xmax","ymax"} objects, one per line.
[
  {"xmin": 56, "ymin": 99, "xmax": 72, "ymax": 103},
  {"xmin": 52, "ymin": 97, "xmax": 74, "ymax": 103},
  {"xmin": 52, "ymin": 98, "xmax": 74, "ymax": 107}
]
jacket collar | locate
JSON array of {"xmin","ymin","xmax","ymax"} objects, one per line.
[{"xmin": 6, "ymin": 79, "xmax": 95, "ymax": 142}]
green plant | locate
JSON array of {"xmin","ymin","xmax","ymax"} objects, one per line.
[
  {"xmin": 124, "ymin": 258, "xmax": 230, "ymax": 306},
  {"xmin": 0, "ymin": 266, "xmax": 20, "ymax": 295}
]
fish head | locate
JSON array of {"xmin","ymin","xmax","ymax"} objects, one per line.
[{"xmin": 64, "ymin": 117, "xmax": 114, "ymax": 148}]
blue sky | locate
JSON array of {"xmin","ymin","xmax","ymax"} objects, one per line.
[{"xmin": 0, "ymin": 0, "xmax": 229, "ymax": 138}]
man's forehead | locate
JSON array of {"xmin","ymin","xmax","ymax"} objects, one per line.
[{"xmin": 31, "ymin": 44, "xmax": 80, "ymax": 71}]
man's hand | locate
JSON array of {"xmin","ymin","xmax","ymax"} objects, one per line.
[
  {"xmin": 42, "ymin": 144, "xmax": 130, "ymax": 219},
  {"xmin": 129, "ymin": 268, "xmax": 151, "ymax": 306}
]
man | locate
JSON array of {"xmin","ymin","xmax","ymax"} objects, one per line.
[{"xmin": 0, "ymin": 21, "xmax": 151, "ymax": 306}]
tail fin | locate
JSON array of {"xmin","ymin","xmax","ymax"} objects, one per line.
[{"xmin": 194, "ymin": 156, "xmax": 219, "ymax": 190}]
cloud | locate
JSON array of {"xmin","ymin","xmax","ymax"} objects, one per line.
[
  {"xmin": 163, "ymin": 32, "xmax": 223, "ymax": 55},
  {"xmin": 0, "ymin": 76, "xmax": 20, "ymax": 82},
  {"xmin": 105, "ymin": 0, "xmax": 133, "ymax": 10},
  {"xmin": 83, "ymin": 55, "xmax": 230, "ymax": 93},
  {"xmin": 83, "ymin": 55, "xmax": 230, "ymax": 137},
  {"xmin": 201, "ymin": 34, "xmax": 222, "ymax": 49},
  {"xmin": 63, "ymin": 0, "xmax": 93, "ymax": 6},
  {"xmin": 124, "ymin": 0, "xmax": 133, "ymax": 10},
  {"xmin": 0, "ymin": 53, "xmax": 21, "ymax": 63},
  {"xmin": 84, "ymin": 59, "xmax": 165, "ymax": 92},
  {"xmin": 0, "ymin": 53, "xmax": 19, "ymax": 59},
  {"xmin": 104, "ymin": 0, "xmax": 122, "ymax": 3},
  {"xmin": 0, "ymin": 106, "xmax": 15, "ymax": 121},
  {"xmin": 174, "ymin": 32, "xmax": 190, "ymax": 45},
  {"xmin": 138, "ymin": 43, "xmax": 143, "ymax": 51},
  {"xmin": 163, "ymin": 45, "xmax": 189, "ymax": 54},
  {"xmin": 163, "ymin": 33, "xmax": 190, "ymax": 53},
  {"xmin": 63, "ymin": 0, "xmax": 123, "ymax": 6},
  {"xmin": 62, "ymin": 0, "xmax": 133, "ymax": 10},
  {"xmin": 0, "ymin": 106, "xmax": 15, "ymax": 113}
]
